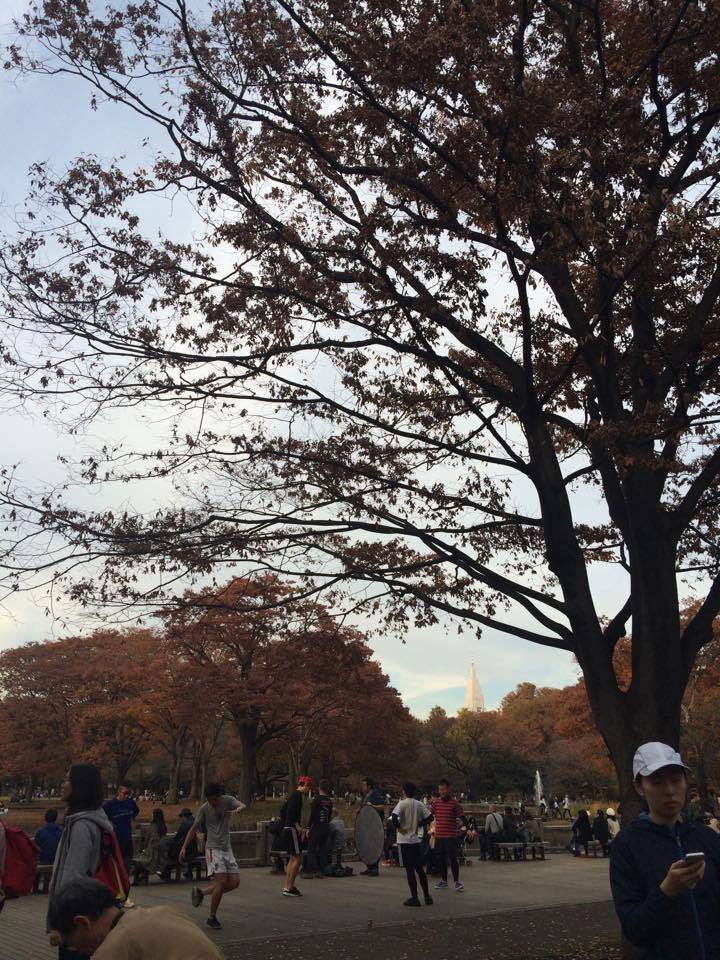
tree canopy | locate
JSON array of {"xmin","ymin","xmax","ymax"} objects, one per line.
[{"xmin": 1, "ymin": 0, "xmax": 720, "ymax": 801}]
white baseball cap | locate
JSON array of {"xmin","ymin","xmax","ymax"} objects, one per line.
[{"xmin": 633, "ymin": 742, "xmax": 690, "ymax": 779}]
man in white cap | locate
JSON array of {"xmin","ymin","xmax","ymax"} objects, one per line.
[{"xmin": 610, "ymin": 741, "xmax": 720, "ymax": 960}]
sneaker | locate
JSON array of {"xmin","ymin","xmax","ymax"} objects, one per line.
[
  {"xmin": 404, "ymin": 896, "xmax": 421, "ymax": 907},
  {"xmin": 434, "ymin": 880, "xmax": 448, "ymax": 889},
  {"xmin": 290, "ymin": 886, "xmax": 303, "ymax": 896},
  {"xmin": 424, "ymin": 895, "xmax": 434, "ymax": 905},
  {"xmin": 206, "ymin": 916, "xmax": 222, "ymax": 930},
  {"xmin": 360, "ymin": 868, "xmax": 379, "ymax": 876},
  {"xmin": 191, "ymin": 887, "xmax": 204, "ymax": 908},
  {"xmin": 454, "ymin": 881, "xmax": 464, "ymax": 892},
  {"xmin": 283, "ymin": 887, "xmax": 303, "ymax": 897}
]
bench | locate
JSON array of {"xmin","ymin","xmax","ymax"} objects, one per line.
[
  {"xmin": 132, "ymin": 856, "xmax": 206, "ymax": 885},
  {"xmin": 492, "ymin": 842, "xmax": 546, "ymax": 862},
  {"xmin": 34, "ymin": 863, "xmax": 53, "ymax": 894}
]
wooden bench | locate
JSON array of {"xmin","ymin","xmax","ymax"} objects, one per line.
[
  {"xmin": 492, "ymin": 842, "xmax": 546, "ymax": 862},
  {"xmin": 34, "ymin": 863, "xmax": 53, "ymax": 894},
  {"xmin": 132, "ymin": 856, "xmax": 206, "ymax": 885}
]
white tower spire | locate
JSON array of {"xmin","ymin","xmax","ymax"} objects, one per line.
[{"xmin": 464, "ymin": 660, "xmax": 485, "ymax": 712}]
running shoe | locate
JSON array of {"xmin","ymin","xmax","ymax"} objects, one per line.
[
  {"xmin": 434, "ymin": 880, "xmax": 448, "ymax": 889},
  {"xmin": 191, "ymin": 887, "xmax": 204, "ymax": 908},
  {"xmin": 424, "ymin": 895, "xmax": 434, "ymax": 905},
  {"xmin": 404, "ymin": 896, "xmax": 421, "ymax": 907},
  {"xmin": 283, "ymin": 887, "xmax": 303, "ymax": 897},
  {"xmin": 454, "ymin": 881, "xmax": 464, "ymax": 892},
  {"xmin": 206, "ymin": 916, "xmax": 222, "ymax": 930}
]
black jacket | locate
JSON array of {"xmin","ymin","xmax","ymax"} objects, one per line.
[
  {"xmin": 610, "ymin": 814, "xmax": 720, "ymax": 959},
  {"xmin": 593, "ymin": 816, "xmax": 610, "ymax": 844}
]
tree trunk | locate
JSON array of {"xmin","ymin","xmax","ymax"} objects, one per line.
[
  {"xmin": 188, "ymin": 754, "xmax": 200, "ymax": 802},
  {"xmin": 200, "ymin": 759, "xmax": 208, "ymax": 801},
  {"xmin": 168, "ymin": 755, "xmax": 182, "ymax": 804},
  {"xmin": 236, "ymin": 722, "xmax": 258, "ymax": 806}
]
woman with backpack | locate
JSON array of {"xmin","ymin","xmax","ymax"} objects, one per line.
[
  {"xmin": 48, "ymin": 763, "xmax": 115, "ymax": 960},
  {"xmin": 571, "ymin": 809, "xmax": 594, "ymax": 856}
]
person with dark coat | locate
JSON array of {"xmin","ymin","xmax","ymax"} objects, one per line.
[
  {"xmin": 611, "ymin": 741, "xmax": 720, "ymax": 960},
  {"xmin": 593, "ymin": 809, "xmax": 611, "ymax": 857},
  {"xmin": 35, "ymin": 809, "xmax": 64, "ymax": 865},
  {"xmin": 571, "ymin": 809, "xmax": 594, "ymax": 856}
]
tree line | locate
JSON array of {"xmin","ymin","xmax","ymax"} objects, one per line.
[{"xmin": 3, "ymin": 576, "xmax": 718, "ymax": 805}]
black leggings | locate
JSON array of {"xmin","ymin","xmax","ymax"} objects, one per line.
[
  {"xmin": 399, "ymin": 843, "xmax": 429, "ymax": 899},
  {"xmin": 436, "ymin": 836, "xmax": 460, "ymax": 882}
]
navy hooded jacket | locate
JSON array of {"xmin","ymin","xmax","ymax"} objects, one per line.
[{"xmin": 610, "ymin": 814, "xmax": 720, "ymax": 959}]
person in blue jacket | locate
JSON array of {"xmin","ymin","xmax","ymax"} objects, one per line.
[
  {"xmin": 34, "ymin": 809, "xmax": 63, "ymax": 864},
  {"xmin": 610, "ymin": 741, "xmax": 720, "ymax": 959}
]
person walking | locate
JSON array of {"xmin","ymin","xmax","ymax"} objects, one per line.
[
  {"xmin": 571, "ymin": 810, "xmax": 594, "ymax": 856},
  {"xmin": 48, "ymin": 763, "xmax": 115, "ymax": 960},
  {"xmin": 359, "ymin": 777, "xmax": 386, "ymax": 877},
  {"xmin": 179, "ymin": 783, "xmax": 245, "ymax": 930},
  {"xmin": 305, "ymin": 779, "xmax": 333, "ymax": 878},
  {"xmin": 391, "ymin": 782, "xmax": 434, "ymax": 907},
  {"xmin": 103, "ymin": 783, "xmax": 139, "ymax": 877},
  {"xmin": 280, "ymin": 775, "xmax": 312, "ymax": 897},
  {"xmin": 562, "ymin": 795, "xmax": 571, "ymax": 820},
  {"xmin": 611, "ymin": 741, "xmax": 720, "ymax": 960},
  {"xmin": 35, "ymin": 809, "xmax": 64, "ymax": 865},
  {"xmin": 48, "ymin": 878, "xmax": 222, "ymax": 959},
  {"xmin": 430, "ymin": 779, "xmax": 464, "ymax": 891}
]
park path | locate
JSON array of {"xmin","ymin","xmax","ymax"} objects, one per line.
[{"xmin": 0, "ymin": 857, "xmax": 613, "ymax": 959}]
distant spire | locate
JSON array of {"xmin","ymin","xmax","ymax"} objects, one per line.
[{"xmin": 464, "ymin": 660, "xmax": 485, "ymax": 712}]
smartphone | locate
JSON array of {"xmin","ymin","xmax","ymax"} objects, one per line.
[{"xmin": 685, "ymin": 852, "xmax": 706, "ymax": 864}]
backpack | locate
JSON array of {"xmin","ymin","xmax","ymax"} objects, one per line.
[
  {"xmin": 1, "ymin": 823, "xmax": 39, "ymax": 898},
  {"xmin": 93, "ymin": 828, "xmax": 130, "ymax": 902}
]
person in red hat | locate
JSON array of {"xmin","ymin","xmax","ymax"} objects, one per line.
[{"xmin": 281, "ymin": 776, "xmax": 312, "ymax": 898}]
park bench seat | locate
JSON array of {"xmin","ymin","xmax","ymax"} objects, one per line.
[
  {"xmin": 492, "ymin": 841, "xmax": 546, "ymax": 862},
  {"xmin": 33, "ymin": 863, "xmax": 53, "ymax": 894}
]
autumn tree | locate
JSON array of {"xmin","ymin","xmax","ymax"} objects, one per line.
[{"xmin": 2, "ymin": 1, "xmax": 720, "ymax": 809}]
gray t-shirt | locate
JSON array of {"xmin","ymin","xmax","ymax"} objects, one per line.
[{"xmin": 194, "ymin": 796, "xmax": 242, "ymax": 850}]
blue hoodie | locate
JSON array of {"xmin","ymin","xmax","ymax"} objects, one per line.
[{"xmin": 610, "ymin": 814, "xmax": 720, "ymax": 959}]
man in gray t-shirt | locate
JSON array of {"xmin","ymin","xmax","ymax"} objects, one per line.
[{"xmin": 179, "ymin": 783, "xmax": 245, "ymax": 930}]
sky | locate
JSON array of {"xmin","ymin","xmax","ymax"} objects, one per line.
[{"xmin": 0, "ymin": 4, "xmax": 606, "ymax": 718}]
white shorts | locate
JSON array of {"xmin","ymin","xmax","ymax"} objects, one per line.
[{"xmin": 205, "ymin": 846, "xmax": 240, "ymax": 876}]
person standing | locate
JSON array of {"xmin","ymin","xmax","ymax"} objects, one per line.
[
  {"xmin": 359, "ymin": 777, "xmax": 386, "ymax": 877},
  {"xmin": 606, "ymin": 808, "xmax": 621, "ymax": 842},
  {"xmin": 35, "ymin": 809, "xmax": 64, "ymax": 865},
  {"xmin": 610, "ymin": 741, "xmax": 720, "ymax": 959},
  {"xmin": 103, "ymin": 783, "xmax": 139, "ymax": 876},
  {"xmin": 280, "ymin": 775, "xmax": 312, "ymax": 897},
  {"xmin": 48, "ymin": 763, "xmax": 115, "ymax": 960},
  {"xmin": 562, "ymin": 795, "xmax": 571, "ymax": 820},
  {"xmin": 179, "ymin": 783, "xmax": 245, "ymax": 930},
  {"xmin": 571, "ymin": 810, "xmax": 594, "ymax": 856},
  {"xmin": 593, "ymin": 809, "xmax": 611, "ymax": 857},
  {"xmin": 305, "ymin": 780, "xmax": 333, "ymax": 878},
  {"xmin": 391, "ymin": 782, "xmax": 434, "ymax": 907},
  {"xmin": 430, "ymin": 779, "xmax": 464, "ymax": 891}
]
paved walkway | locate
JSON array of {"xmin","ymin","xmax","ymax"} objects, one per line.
[{"xmin": 0, "ymin": 857, "xmax": 616, "ymax": 959}]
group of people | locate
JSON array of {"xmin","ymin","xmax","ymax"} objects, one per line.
[
  {"xmin": 6, "ymin": 744, "xmax": 720, "ymax": 960},
  {"xmin": 570, "ymin": 807, "xmax": 621, "ymax": 856}
]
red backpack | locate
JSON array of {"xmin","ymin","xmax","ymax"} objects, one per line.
[
  {"xmin": 89, "ymin": 825, "xmax": 130, "ymax": 902},
  {"xmin": 1, "ymin": 822, "xmax": 39, "ymax": 898}
]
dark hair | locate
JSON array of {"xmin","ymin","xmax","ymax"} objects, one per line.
[
  {"xmin": 577, "ymin": 809, "xmax": 590, "ymax": 824},
  {"xmin": 596, "ymin": 809, "xmax": 606, "ymax": 819},
  {"xmin": 119, "ymin": 781, "xmax": 132, "ymax": 790},
  {"xmin": 318, "ymin": 779, "xmax": 331, "ymax": 793},
  {"xmin": 47, "ymin": 879, "xmax": 117, "ymax": 935},
  {"xmin": 205, "ymin": 782, "xmax": 224, "ymax": 799},
  {"xmin": 180, "ymin": 808, "xmax": 193, "ymax": 818},
  {"xmin": 45, "ymin": 808, "xmax": 58, "ymax": 823},
  {"xmin": 403, "ymin": 781, "xmax": 416, "ymax": 797},
  {"xmin": 66, "ymin": 764, "xmax": 104, "ymax": 815},
  {"xmin": 438, "ymin": 778, "xmax": 450, "ymax": 788},
  {"xmin": 152, "ymin": 808, "xmax": 167, "ymax": 836},
  {"xmin": 504, "ymin": 806, "xmax": 513, "ymax": 816},
  {"xmin": 363, "ymin": 777, "xmax": 375, "ymax": 788}
]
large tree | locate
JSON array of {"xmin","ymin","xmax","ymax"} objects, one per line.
[{"xmin": 2, "ymin": 1, "xmax": 720, "ymax": 807}]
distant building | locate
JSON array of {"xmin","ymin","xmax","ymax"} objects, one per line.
[{"xmin": 464, "ymin": 661, "xmax": 485, "ymax": 712}]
